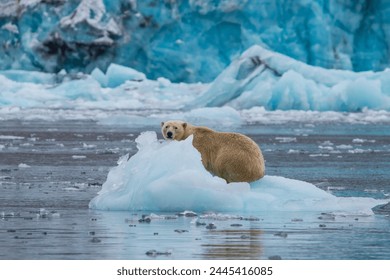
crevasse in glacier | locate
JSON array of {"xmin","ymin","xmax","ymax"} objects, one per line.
[{"xmin": 0, "ymin": 0, "xmax": 389, "ymax": 82}]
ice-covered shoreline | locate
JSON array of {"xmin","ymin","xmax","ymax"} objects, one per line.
[{"xmin": 1, "ymin": 107, "xmax": 390, "ymax": 127}]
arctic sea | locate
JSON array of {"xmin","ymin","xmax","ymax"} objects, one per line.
[
  {"xmin": 1, "ymin": 114, "xmax": 389, "ymax": 260},
  {"xmin": 1, "ymin": 41, "xmax": 390, "ymax": 260}
]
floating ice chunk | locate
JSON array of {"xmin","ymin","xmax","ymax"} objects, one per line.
[
  {"xmin": 72, "ymin": 155, "xmax": 86, "ymax": 159},
  {"xmin": 336, "ymin": 144, "xmax": 353, "ymax": 149},
  {"xmin": 352, "ymin": 138, "xmax": 376, "ymax": 143},
  {"xmin": 275, "ymin": 137, "xmax": 296, "ymax": 143},
  {"xmin": 90, "ymin": 68, "xmax": 107, "ymax": 87},
  {"xmin": 92, "ymin": 64, "xmax": 146, "ymax": 88},
  {"xmin": 309, "ymin": 154, "xmax": 330, "ymax": 157},
  {"xmin": 348, "ymin": 149, "xmax": 371, "ymax": 154},
  {"xmin": 105, "ymin": 64, "xmax": 146, "ymax": 87},
  {"xmin": 89, "ymin": 131, "xmax": 249, "ymax": 212},
  {"xmin": 191, "ymin": 45, "xmax": 390, "ymax": 111},
  {"xmin": 51, "ymin": 212, "xmax": 61, "ymax": 218},
  {"xmin": 63, "ymin": 187, "xmax": 81, "ymax": 191},
  {"xmin": 89, "ymin": 131, "xmax": 387, "ymax": 214},
  {"xmin": 0, "ymin": 135, "xmax": 24, "ymax": 140},
  {"xmin": 83, "ymin": 143, "xmax": 97, "ymax": 149},
  {"xmin": 177, "ymin": 210, "xmax": 198, "ymax": 217},
  {"xmin": 319, "ymin": 146, "xmax": 334, "ymax": 151},
  {"xmin": 18, "ymin": 163, "xmax": 30, "ymax": 168},
  {"xmin": 157, "ymin": 77, "xmax": 172, "ymax": 88}
]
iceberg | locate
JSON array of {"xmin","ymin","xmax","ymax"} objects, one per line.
[
  {"xmin": 192, "ymin": 45, "xmax": 390, "ymax": 111},
  {"xmin": 1, "ymin": 45, "xmax": 389, "ymax": 114},
  {"xmin": 91, "ymin": 64, "xmax": 146, "ymax": 88},
  {"xmin": 89, "ymin": 131, "xmax": 385, "ymax": 214},
  {"xmin": 1, "ymin": 0, "xmax": 390, "ymax": 82}
]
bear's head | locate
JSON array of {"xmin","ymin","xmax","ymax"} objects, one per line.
[{"xmin": 161, "ymin": 120, "xmax": 188, "ymax": 141}]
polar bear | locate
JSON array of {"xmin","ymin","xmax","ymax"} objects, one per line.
[{"xmin": 161, "ymin": 120, "xmax": 265, "ymax": 183}]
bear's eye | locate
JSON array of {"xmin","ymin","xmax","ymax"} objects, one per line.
[
  {"xmin": 174, "ymin": 126, "xmax": 178, "ymax": 130},
  {"xmin": 166, "ymin": 125, "xmax": 170, "ymax": 129}
]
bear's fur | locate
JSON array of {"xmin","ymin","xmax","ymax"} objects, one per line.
[{"xmin": 161, "ymin": 120, "xmax": 265, "ymax": 183}]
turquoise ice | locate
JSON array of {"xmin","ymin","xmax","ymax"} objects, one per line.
[{"xmin": 1, "ymin": 0, "xmax": 390, "ymax": 82}]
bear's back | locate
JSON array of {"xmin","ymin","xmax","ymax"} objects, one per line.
[{"xmin": 193, "ymin": 128, "xmax": 259, "ymax": 154}]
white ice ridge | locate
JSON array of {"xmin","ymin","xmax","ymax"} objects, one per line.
[{"xmin": 89, "ymin": 131, "xmax": 386, "ymax": 214}]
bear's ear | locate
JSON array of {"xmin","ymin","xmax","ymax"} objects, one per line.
[
  {"xmin": 161, "ymin": 122, "xmax": 165, "ymax": 127},
  {"xmin": 182, "ymin": 122, "xmax": 187, "ymax": 129}
]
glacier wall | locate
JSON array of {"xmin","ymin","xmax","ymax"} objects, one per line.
[{"xmin": 0, "ymin": 0, "xmax": 389, "ymax": 83}]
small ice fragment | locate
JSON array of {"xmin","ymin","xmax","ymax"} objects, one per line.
[
  {"xmin": 138, "ymin": 217, "xmax": 151, "ymax": 223},
  {"xmin": 157, "ymin": 77, "xmax": 171, "ymax": 87},
  {"xmin": 275, "ymin": 137, "xmax": 296, "ymax": 143},
  {"xmin": 145, "ymin": 250, "xmax": 172, "ymax": 257},
  {"xmin": 83, "ymin": 143, "xmax": 97, "ymax": 149},
  {"xmin": 0, "ymin": 135, "xmax": 24, "ymax": 140},
  {"xmin": 206, "ymin": 223, "xmax": 217, "ymax": 230},
  {"xmin": 178, "ymin": 210, "xmax": 197, "ymax": 217},
  {"xmin": 336, "ymin": 144, "xmax": 353, "ymax": 149},
  {"xmin": 174, "ymin": 229, "xmax": 188, "ymax": 233},
  {"xmin": 352, "ymin": 138, "xmax": 365, "ymax": 143},
  {"xmin": 90, "ymin": 237, "xmax": 101, "ymax": 243},
  {"xmin": 291, "ymin": 218, "xmax": 303, "ymax": 222},
  {"xmin": 72, "ymin": 155, "xmax": 86, "ymax": 159},
  {"xmin": 274, "ymin": 232, "xmax": 288, "ymax": 238}
]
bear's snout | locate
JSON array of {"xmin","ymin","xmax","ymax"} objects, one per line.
[{"xmin": 167, "ymin": 131, "xmax": 173, "ymax": 138}]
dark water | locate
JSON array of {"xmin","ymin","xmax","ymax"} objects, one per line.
[{"xmin": 0, "ymin": 119, "xmax": 389, "ymax": 259}]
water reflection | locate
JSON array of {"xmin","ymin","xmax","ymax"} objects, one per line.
[{"xmin": 199, "ymin": 228, "xmax": 263, "ymax": 259}]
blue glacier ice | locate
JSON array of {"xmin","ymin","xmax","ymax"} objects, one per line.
[
  {"xmin": 1, "ymin": 0, "xmax": 390, "ymax": 82},
  {"xmin": 1, "ymin": 45, "xmax": 390, "ymax": 116},
  {"xmin": 191, "ymin": 45, "xmax": 390, "ymax": 111},
  {"xmin": 89, "ymin": 131, "xmax": 386, "ymax": 214}
]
